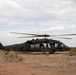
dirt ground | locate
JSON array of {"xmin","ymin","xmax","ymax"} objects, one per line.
[{"xmin": 0, "ymin": 50, "xmax": 76, "ymax": 75}]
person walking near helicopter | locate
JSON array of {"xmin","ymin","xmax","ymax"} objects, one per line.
[{"xmin": 41, "ymin": 43, "xmax": 50, "ymax": 54}]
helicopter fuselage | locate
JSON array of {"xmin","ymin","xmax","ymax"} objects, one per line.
[{"xmin": 5, "ymin": 38, "xmax": 70, "ymax": 54}]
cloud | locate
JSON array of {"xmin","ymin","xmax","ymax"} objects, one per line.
[
  {"xmin": 0, "ymin": 0, "xmax": 76, "ymax": 23},
  {"xmin": 0, "ymin": 0, "xmax": 22, "ymax": 9}
]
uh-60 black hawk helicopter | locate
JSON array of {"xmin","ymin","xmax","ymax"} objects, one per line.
[{"xmin": 9, "ymin": 32, "xmax": 76, "ymax": 54}]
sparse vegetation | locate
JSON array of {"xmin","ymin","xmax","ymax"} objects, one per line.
[
  {"xmin": 0, "ymin": 49, "xmax": 76, "ymax": 75},
  {"xmin": 68, "ymin": 48, "xmax": 76, "ymax": 56},
  {"xmin": 4, "ymin": 51, "xmax": 23, "ymax": 62}
]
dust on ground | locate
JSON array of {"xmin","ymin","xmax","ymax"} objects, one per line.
[{"xmin": 0, "ymin": 50, "xmax": 76, "ymax": 75}]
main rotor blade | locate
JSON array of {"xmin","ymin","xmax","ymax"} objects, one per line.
[
  {"xmin": 18, "ymin": 35, "xmax": 72, "ymax": 39},
  {"xmin": 51, "ymin": 36, "xmax": 72, "ymax": 39},
  {"xmin": 50, "ymin": 34, "xmax": 76, "ymax": 36},
  {"xmin": 10, "ymin": 32, "xmax": 50, "ymax": 38},
  {"xmin": 10, "ymin": 32, "xmax": 39, "ymax": 36},
  {"xmin": 18, "ymin": 35, "xmax": 49, "ymax": 38},
  {"xmin": 18, "ymin": 36, "xmax": 37, "ymax": 38},
  {"xmin": 10, "ymin": 32, "xmax": 76, "ymax": 37}
]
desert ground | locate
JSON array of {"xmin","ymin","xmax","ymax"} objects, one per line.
[{"xmin": 0, "ymin": 50, "xmax": 76, "ymax": 75}]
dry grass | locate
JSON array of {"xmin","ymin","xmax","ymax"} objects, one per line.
[
  {"xmin": 0, "ymin": 49, "xmax": 76, "ymax": 75},
  {"xmin": 4, "ymin": 51, "xmax": 23, "ymax": 62},
  {"xmin": 0, "ymin": 50, "xmax": 23, "ymax": 62},
  {"xmin": 68, "ymin": 48, "xmax": 76, "ymax": 56}
]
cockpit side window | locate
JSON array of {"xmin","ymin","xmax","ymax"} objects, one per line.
[{"xmin": 59, "ymin": 43, "xmax": 64, "ymax": 48}]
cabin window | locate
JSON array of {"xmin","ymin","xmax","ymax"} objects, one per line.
[
  {"xmin": 54, "ymin": 43, "xmax": 58, "ymax": 48},
  {"xmin": 30, "ymin": 44, "xmax": 35, "ymax": 48},
  {"xmin": 47, "ymin": 44, "xmax": 51, "ymax": 48},
  {"xmin": 40, "ymin": 43, "xmax": 51, "ymax": 48},
  {"xmin": 60, "ymin": 44, "xmax": 64, "ymax": 48},
  {"xmin": 43, "ymin": 43, "xmax": 46, "ymax": 47},
  {"xmin": 35, "ymin": 44, "xmax": 40, "ymax": 48}
]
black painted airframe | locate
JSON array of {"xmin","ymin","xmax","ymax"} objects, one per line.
[{"xmin": 24, "ymin": 38, "xmax": 70, "ymax": 53}]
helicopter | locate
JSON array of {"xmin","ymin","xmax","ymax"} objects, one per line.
[{"xmin": 7, "ymin": 32, "xmax": 76, "ymax": 54}]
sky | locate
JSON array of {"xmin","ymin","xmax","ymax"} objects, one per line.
[{"xmin": 0, "ymin": 0, "xmax": 76, "ymax": 47}]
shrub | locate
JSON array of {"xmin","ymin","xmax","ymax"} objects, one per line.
[
  {"xmin": 4, "ymin": 51, "xmax": 23, "ymax": 62},
  {"xmin": 68, "ymin": 48, "xmax": 76, "ymax": 56}
]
